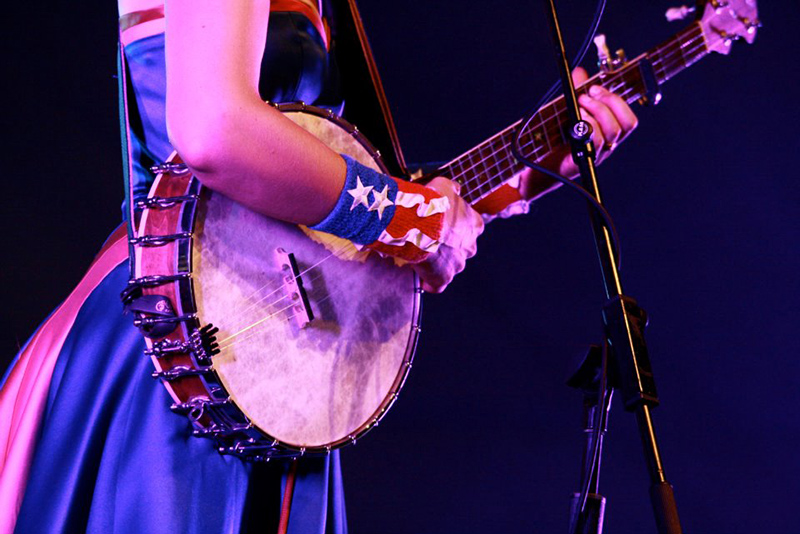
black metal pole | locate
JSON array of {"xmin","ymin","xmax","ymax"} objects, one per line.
[{"xmin": 540, "ymin": 1, "xmax": 683, "ymax": 532}]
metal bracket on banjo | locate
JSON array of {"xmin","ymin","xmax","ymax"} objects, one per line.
[
  {"xmin": 152, "ymin": 365, "xmax": 215, "ymax": 381},
  {"xmin": 150, "ymin": 162, "xmax": 191, "ymax": 175},
  {"xmin": 129, "ymin": 232, "xmax": 192, "ymax": 247},
  {"xmin": 133, "ymin": 312, "xmax": 196, "ymax": 330},
  {"xmin": 145, "ymin": 324, "xmax": 220, "ymax": 364},
  {"xmin": 170, "ymin": 396, "xmax": 230, "ymax": 416},
  {"xmin": 221, "ymin": 439, "xmax": 307, "ymax": 461},
  {"xmin": 192, "ymin": 422, "xmax": 252, "ymax": 438},
  {"xmin": 136, "ymin": 194, "xmax": 199, "ymax": 210},
  {"xmin": 128, "ymin": 273, "xmax": 191, "ymax": 289}
]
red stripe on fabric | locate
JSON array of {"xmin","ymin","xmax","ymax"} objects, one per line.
[
  {"xmin": 0, "ymin": 229, "xmax": 129, "ymax": 534},
  {"xmin": 384, "ymin": 205, "xmax": 444, "ymax": 242},
  {"xmin": 118, "ymin": 1, "xmax": 328, "ymax": 49},
  {"xmin": 364, "ymin": 179, "xmax": 446, "ymax": 263},
  {"xmin": 366, "ymin": 241, "xmax": 430, "ymax": 263},
  {"xmin": 119, "ymin": 6, "xmax": 164, "ymax": 32},
  {"xmin": 277, "ymin": 460, "xmax": 299, "ymax": 534},
  {"xmin": 270, "ymin": 0, "xmax": 328, "ymax": 50},
  {"xmin": 472, "ymin": 184, "xmax": 523, "ymax": 216},
  {"xmin": 396, "ymin": 178, "xmax": 442, "ymax": 202},
  {"xmin": 388, "ymin": 180, "xmax": 445, "ymax": 243}
]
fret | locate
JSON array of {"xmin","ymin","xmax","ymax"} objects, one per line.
[
  {"xmin": 462, "ymin": 147, "xmax": 487, "ymax": 200},
  {"xmin": 472, "ymin": 144, "xmax": 492, "ymax": 197},
  {"xmin": 537, "ymin": 108, "xmax": 552, "ymax": 153},
  {"xmin": 650, "ymin": 24, "xmax": 707, "ymax": 84},
  {"xmin": 682, "ymin": 26, "xmax": 707, "ymax": 68},
  {"xmin": 515, "ymin": 125, "xmax": 532, "ymax": 158},
  {"xmin": 490, "ymin": 134, "xmax": 519, "ymax": 183},
  {"xmin": 612, "ymin": 69, "xmax": 638, "ymax": 98},
  {"xmin": 676, "ymin": 30, "xmax": 690, "ymax": 74},
  {"xmin": 538, "ymin": 103, "xmax": 566, "ymax": 148},
  {"xmin": 460, "ymin": 150, "xmax": 476, "ymax": 178},
  {"xmin": 650, "ymin": 43, "xmax": 667, "ymax": 84},
  {"xmin": 660, "ymin": 42, "xmax": 679, "ymax": 82},
  {"xmin": 462, "ymin": 149, "xmax": 479, "ymax": 183},
  {"xmin": 651, "ymin": 41, "xmax": 675, "ymax": 83},
  {"xmin": 487, "ymin": 152, "xmax": 511, "ymax": 188},
  {"xmin": 446, "ymin": 160, "xmax": 463, "ymax": 186},
  {"xmin": 438, "ymin": 159, "xmax": 457, "ymax": 181},
  {"xmin": 483, "ymin": 144, "xmax": 502, "ymax": 174}
]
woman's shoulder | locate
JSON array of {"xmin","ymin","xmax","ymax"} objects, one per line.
[{"xmin": 118, "ymin": 0, "xmax": 162, "ymax": 19}]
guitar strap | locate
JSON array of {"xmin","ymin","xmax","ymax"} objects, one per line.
[{"xmin": 324, "ymin": 0, "xmax": 408, "ymax": 177}]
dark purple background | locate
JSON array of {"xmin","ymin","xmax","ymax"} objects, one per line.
[{"xmin": 3, "ymin": 1, "xmax": 798, "ymax": 533}]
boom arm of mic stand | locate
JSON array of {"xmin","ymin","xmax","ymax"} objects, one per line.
[{"xmin": 540, "ymin": 1, "xmax": 683, "ymax": 532}]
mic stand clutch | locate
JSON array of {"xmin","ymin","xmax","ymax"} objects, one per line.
[{"xmin": 540, "ymin": 1, "xmax": 683, "ymax": 532}]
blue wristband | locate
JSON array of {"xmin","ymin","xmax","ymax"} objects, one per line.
[{"xmin": 310, "ymin": 155, "xmax": 398, "ymax": 245}]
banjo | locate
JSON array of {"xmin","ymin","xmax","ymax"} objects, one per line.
[{"xmin": 126, "ymin": 2, "xmax": 757, "ymax": 461}]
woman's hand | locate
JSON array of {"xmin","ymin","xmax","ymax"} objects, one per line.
[
  {"xmin": 519, "ymin": 67, "xmax": 639, "ymax": 200},
  {"xmin": 411, "ymin": 177, "xmax": 484, "ymax": 293}
]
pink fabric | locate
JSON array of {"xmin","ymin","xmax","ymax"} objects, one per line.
[{"xmin": 0, "ymin": 228, "xmax": 128, "ymax": 534}]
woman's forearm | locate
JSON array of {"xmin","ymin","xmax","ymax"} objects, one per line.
[{"xmin": 165, "ymin": 0, "xmax": 345, "ymax": 225}]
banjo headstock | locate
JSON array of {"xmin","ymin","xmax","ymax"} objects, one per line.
[{"xmin": 697, "ymin": 0, "xmax": 759, "ymax": 55}]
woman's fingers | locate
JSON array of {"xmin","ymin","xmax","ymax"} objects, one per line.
[
  {"xmin": 588, "ymin": 85, "xmax": 639, "ymax": 134},
  {"xmin": 572, "ymin": 67, "xmax": 589, "ymax": 86},
  {"xmin": 579, "ymin": 93, "xmax": 622, "ymax": 148}
]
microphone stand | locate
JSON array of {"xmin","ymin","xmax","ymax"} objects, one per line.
[{"xmin": 540, "ymin": 1, "xmax": 683, "ymax": 532}]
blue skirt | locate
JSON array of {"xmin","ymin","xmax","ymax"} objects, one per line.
[{"xmin": 1, "ymin": 229, "xmax": 347, "ymax": 534}]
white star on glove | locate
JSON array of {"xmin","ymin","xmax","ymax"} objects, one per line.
[
  {"xmin": 347, "ymin": 176, "xmax": 373, "ymax": 211},
  {"xmin": 368, "ymin": 185, "xmax": 394, "ymax": 220}
]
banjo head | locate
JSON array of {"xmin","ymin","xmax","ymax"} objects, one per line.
[
  {"xmin": 136, "ymin": 104, "xmax": 421, "ymax": 459},
  {"xmin": 192, "ymin": 196, "xmax": 418, "ymax": 448}
]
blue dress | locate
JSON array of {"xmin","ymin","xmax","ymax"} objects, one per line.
[{"xmin": 2, "ymin": 11, "xmax": 347, "ymax": 534}]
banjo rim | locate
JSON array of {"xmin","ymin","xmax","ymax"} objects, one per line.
[{"xmin": 132, "ymin": 103, "xmax": 422, "ymax": 459}]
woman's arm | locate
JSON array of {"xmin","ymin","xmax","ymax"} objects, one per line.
[
  {"xmin": 164, "ymin": 0, "xmax": 483, "ymax": 293},
  {"xmin": 165, "ymin": 0, "xmax": 345, "ymax": 225}
]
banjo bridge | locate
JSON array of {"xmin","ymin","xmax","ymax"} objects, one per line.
[{"xmin": 275, "ymin": 247, "xmax": 314, "ymax": 329}]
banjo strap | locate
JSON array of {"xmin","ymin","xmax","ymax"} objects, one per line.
[
  {"xmin": 116, "ymin": 34, "xmax": 139, "ymax": 276},
  {"xmin": 325, "ymin": 0, "xmax": 408, "ymax": 177}
]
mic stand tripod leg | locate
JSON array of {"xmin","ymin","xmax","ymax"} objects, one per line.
[{"xmin": 567, "ymin": 345, "xmax": 613, "ymax": 534}]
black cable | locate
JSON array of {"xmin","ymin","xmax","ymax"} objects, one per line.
[
  {"xmin": 513, "ymin": 0, "xmax": 624, "ymax": 268},
  {"xmin": 534, "ymin": 0, "xmax": 607, "ymax": 109},
  {"xmin": 572, "ymin": 339, "xmax": 612, "ymax": 534}
]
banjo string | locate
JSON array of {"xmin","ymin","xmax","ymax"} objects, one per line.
[
  {"xmin": 216, "ymin": 270, "xmax": 328, "ymax": 347},
  {"xmin": 219, "ymin": 241, "xmax": 358, "ymax": 332},
  {"xmin": 216, "ymin": 239, "xmax": 362, "ymax": 345},
  {"xmin": 216, "ymin": 275, "xmax": 346, "ymax": 353},
  {"xmin": 220, "ymin": 249, "xmax": 340, "ymax": 329},
  {"xmin": 216, "ymin": 300, "xmax": 300, "ymax": 350}
]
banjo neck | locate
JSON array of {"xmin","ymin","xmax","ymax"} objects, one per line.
[{"xmin": 433, "ymin": 0, "xmax": 758, "ymax": 206}]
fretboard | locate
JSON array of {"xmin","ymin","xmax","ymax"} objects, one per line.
[{"xmin": 436, "ymin": 22, "xmax": 709, "ymax": 206}]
